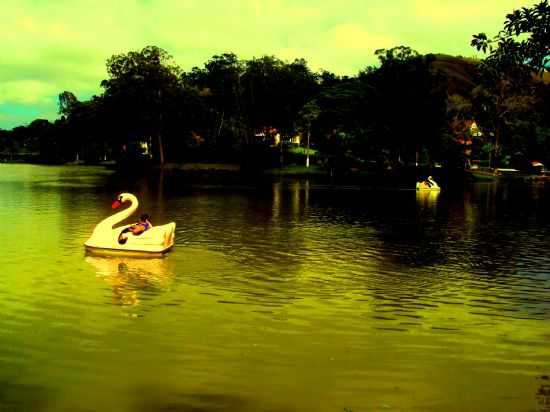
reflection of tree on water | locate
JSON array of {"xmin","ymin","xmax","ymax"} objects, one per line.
[
  {"xmin": 85, "ymin": 255, "xmax": 174, "ymax": 306},
  {"xmin": 362, "ymin": 190, "xmax": 448, "ymax": 269}
]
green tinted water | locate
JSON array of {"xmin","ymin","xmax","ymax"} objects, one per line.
[{"xmin": 1, "ymin": 164, "xmax": 550, "ymax": 411}]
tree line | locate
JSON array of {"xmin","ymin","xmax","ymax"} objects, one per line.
[{"xmin": 1, "ymin": 0, "xmax": 549, "ymax": 173}]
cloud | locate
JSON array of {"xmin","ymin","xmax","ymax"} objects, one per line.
[
  {"xmin": 327, "ymin": 23, "xmax": 395, "ymax": 51},
  {"xmin": 0, "ymin": 80, "xmax": 58, "ymax": 105},
  {"xmin": 411, "ymin": 0, "xmax": 534, "ymax": 24}
]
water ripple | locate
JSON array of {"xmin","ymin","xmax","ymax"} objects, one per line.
[{"xmin": 1, "ymin": 167, "xmax": 550, "ymax": 411}]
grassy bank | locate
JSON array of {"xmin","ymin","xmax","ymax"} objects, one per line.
[{"xmin": 262, "ymin": 165, "xmax": 327, "ymax": 177}]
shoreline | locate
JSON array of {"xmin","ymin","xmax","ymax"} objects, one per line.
[{"xmin": 3, "ymin": 161, "xmax": 549, "ymax": 186}]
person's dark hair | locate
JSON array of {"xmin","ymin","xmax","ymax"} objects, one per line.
[{"xmin": 140, "ymin": 213, "xmax": 150, "ymax": 222}]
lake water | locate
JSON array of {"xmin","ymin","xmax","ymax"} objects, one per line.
[{"xmin": 1, "ymin": 163, "xmax": 550, "ymax": 412}]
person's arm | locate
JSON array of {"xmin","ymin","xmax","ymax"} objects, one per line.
[{"xmin": 131, "ymin": 224, "xmax": 145, "ymax": 235}]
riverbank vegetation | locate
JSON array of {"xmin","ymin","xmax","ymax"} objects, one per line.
[{"xmin": 1, "ymin": 1, "xmax": 549, "ymax": 178}]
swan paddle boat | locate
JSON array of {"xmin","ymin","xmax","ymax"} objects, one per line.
[
  {"xmin": 84, "ymin": 193, "xmax": 176, "ymax": 256},
  {"xmin": 416, "ymin": 176, "xmax": 441, "ymax": 191}
]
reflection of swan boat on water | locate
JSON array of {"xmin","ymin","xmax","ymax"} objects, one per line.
[
  {"xmin": 416, "ymin": 188, "xmax": 440, "ymax": 207},
  {"xmin": 415, "ymin": 177, "xmax": 441, "ymax": 208},
  {"xmin": 85, "ymin": 255, "xmax": 175, "ymax": 306},
  {"xmin": 85, "ymin": 255, "xmax": 174, "ymax": 279},
  {"xmin": 84, "ymin": 193, "xmax": 176, "ymax": 257},
  {"xmin": 416, "ymin": 176, "xmax": 441, "ymax": 191}
]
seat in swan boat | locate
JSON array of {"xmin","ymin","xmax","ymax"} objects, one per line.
[{"xmin": 84, "ymin": 193, "xmax": 176, "ymax": 256}]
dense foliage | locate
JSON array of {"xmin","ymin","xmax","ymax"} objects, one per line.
[
  {"xmin": 471, "ymin": 0, "xmax": 550, "ymax": 168},
  {"xmin": 1, "ymin": 1, "xmax": 549, "ymax": 173}
]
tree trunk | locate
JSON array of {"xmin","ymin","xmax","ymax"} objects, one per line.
[
  {"xmin": 216, "ymin": 110, "xmax": 224, "ymax": 148},
  {"xmin": 158, "ymin": 111, "xmax": 165, "ymax": 166},
  {"xmin": 158, "ymin": 132, "xmax": 165, "ymax": 166},
  {"xmin": 157, "ymin": 89, "xmax": 165, "ymax": 166},
  {"xmin": 279, "ymin": 137, "xmax": 284, "ymax": 167},
  {"xmin": 492, "ymin": 125, "xmax": 501, "ymax": 170},
  {"xmin": 306, "ymin": 125, "xmax": 310, "ymax": 168}
]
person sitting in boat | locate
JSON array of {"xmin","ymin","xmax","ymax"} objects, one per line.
[{"xmin": 118, "ymin": 214, "xmax": 152, "ymax": 243}]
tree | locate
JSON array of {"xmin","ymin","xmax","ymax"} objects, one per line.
[
  {"xmin": 470, "ymin": 1, "xmax": 548, "ymax": 167},
  {"xmin": 363, "ymin": 46, "xmax": 448, "ymax": 166},
  {"xmin": 374, "ymin": 46, "xmax": 420, "ymax": 66},
  {"xmin": 242, "ymin": 56, "xmax": 319, "ymax": 135},
  {"xmin": 101, "ymin": 46, "xmax": 183, "ymax": 165},
  {"xmin": 532, "ymin": 83, "xmax": 550, "ymax": 164},
  {"xmin": 58, "ymin": 91, "xmax": 79, "ymax": 116},
  {"xmin": 444, "ymin": 94, "xmax": 475, "ymax": 168},
  {"xmin": 298, "ymin": 100, "xmax": 321, "ymax": 167},
  {"xmin": 472, "ymin": 0, "xmax": 550, "ymax": 77},
  {"xmin": 183, "ymin": 53, "xmax": 246, "ymax": 157},
  {"xmin": 470, "ymin": 76, "xmax": 538, "ymax": 167}
]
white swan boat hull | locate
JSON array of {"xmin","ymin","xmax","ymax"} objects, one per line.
[{"xmin": 85, "ymin": 223, "xmax": 176, "ymax": 256}]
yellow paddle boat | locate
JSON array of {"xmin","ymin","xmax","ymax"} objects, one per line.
[{"xmin": 416, "ymin": 176, "xmax": 441, "ymax": 191}]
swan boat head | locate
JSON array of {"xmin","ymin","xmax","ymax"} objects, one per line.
[{"xmin": 84, "ymin": 192, "xmax": 176, "ymax": 256}]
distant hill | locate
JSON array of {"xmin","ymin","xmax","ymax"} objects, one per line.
[
  {"xmin": 430, "ymin": 54, "xmax": 479, "ymax": 96},
  {"xmin": 429, "ymin": 53, "xmax": 550, "ymax": 97}
]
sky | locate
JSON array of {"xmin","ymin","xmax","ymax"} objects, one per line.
[{"xmin": 0, "ymin": 0, "xmax": 537, "ymax": 130}]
